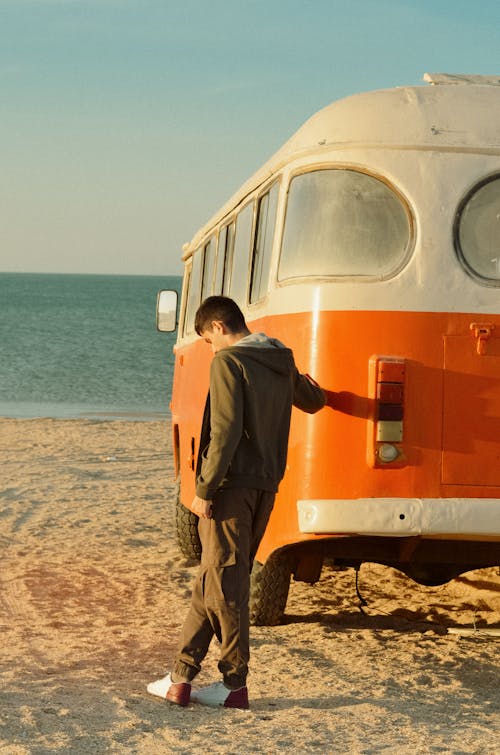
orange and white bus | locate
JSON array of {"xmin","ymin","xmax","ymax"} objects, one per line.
[{"xmin": 158, "ymin": 72, "xmax": 500, "ymax": 625}]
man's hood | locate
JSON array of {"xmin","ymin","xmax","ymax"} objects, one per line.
[{"xmin": 217, "ymin": 332, "xmax": 295, "ymax": 376}]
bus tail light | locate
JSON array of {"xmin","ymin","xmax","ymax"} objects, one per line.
[{"xmin": 368, "ymin": 356, "xmax": 406, "ymax": 468}]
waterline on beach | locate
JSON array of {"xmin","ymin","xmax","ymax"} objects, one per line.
[{"xmin": 0, "ymin": 401, "xmax": 168, "ymax": 422}]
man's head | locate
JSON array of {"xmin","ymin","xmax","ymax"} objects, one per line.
[{"xmin": 195, "ymin": 296, "xmax": 249, "ymax": 352}]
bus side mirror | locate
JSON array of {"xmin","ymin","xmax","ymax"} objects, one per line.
[{"xmin": 156, "ymin": 289, "xmax": 178, "ymax": 332}]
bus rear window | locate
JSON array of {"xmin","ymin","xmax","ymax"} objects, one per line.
[
  {"xmin": 279, "ymin": 169, "xmax": 412, "ymax": 280},
  {"xmin": 455, "ymin": 174, "xmax": 500, "ymax": 286}
]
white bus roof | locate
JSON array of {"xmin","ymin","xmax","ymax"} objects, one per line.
[{"xmin": 183, "ymin": 73, "xmax": 500, "ymax": 257}]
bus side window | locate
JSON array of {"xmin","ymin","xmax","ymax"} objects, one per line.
[
  {"xmin": 222, "ymin": 222, "xmax": 235, "ymax": 295},
  {"xmin": 184, "ymin": 247, "xmax": 203, "ymax": 334},
  {"xmin": 214, "ymin": 224, "xmax": 235, "ymax": 295},
  {"xmin": 201, "ymin": 237, "xmax": 215, "ymax": 300},
  {"xmin": 250, "ymin": 183, "xmax": 279, "ymax": 303},
  {"xmin": 229, "ymin": 202, "xmax": 253, "ymax": 305},
  {"xmin": 179, "ymin": 264, "xmax": 191, "ymax": 337},
  {"xmin": 214, "ymin": 226, "xmax": 227, "ymax": 294}
]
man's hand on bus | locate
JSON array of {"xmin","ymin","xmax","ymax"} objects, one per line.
[{"xmin": 190, "ymin": 496, "xmax": 213, "ymax": 519}]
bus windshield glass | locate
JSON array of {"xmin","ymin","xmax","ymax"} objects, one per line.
[{"xmin": 279, "ymin": 169, "xmax": 412, "ymax": 280}]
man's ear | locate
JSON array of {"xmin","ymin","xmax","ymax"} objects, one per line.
[{"xmin": 211, "ymin": 320, "xmax": 225, "ymax": 334}]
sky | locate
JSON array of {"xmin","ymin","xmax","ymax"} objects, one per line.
[{"xmin": 1, "ymin": 0, "xmax": 499, "ymax": 277}]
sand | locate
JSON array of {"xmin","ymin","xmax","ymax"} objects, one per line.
[{"xmin": 0, "ymin": 418, "xmax": 499, "ymax": 755}]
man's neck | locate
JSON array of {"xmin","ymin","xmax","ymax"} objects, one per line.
[{"xmin": 225, "ymin": 327, "xmax": 251, "ymax": 347}]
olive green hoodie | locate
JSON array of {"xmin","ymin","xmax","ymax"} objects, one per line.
[{"xmin": 195, "ymin": 333, "xmax": 325, "ymax": 500}]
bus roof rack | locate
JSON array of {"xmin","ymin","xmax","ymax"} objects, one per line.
[{"xmin": 424, "ymin": 72, "xmax": 500, "ymax": 86}]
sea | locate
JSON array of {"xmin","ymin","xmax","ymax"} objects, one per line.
[{"xmin": 0, "ymin": 273, "xmax": 181, "ymax": 420}]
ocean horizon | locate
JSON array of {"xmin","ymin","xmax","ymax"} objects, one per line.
[{"xmin": 0, "ymin": 272, "xmax": 181, "ymax": 421}]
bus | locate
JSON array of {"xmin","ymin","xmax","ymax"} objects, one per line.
[{"xmin": 157, "ymin": 72, "xmax": 500, "ymax": 625}]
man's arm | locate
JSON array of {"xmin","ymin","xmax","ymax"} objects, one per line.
[{"xmin": 293, "ymin": 370, "xmax": 327, "ymax": 413}]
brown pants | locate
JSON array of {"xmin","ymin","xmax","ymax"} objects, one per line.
[{"xmin": 172, "ymin": 488, "xmax": 275, "ymax": 689}]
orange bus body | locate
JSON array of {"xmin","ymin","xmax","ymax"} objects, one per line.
[{"xmin": 167, "ymin": 74, "xmax": 500, "ymax": 597}]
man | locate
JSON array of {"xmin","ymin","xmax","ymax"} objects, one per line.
[{"xmin": 148, "ymin": 296, "xmax": 325, "ymax": 709}]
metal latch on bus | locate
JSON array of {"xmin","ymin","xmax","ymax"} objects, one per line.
[{"xmin": 470, "ymin": 322, "xmax": 495, "ymax": 355}]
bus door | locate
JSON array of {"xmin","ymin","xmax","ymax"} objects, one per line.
[{"xmin": 442, "ymin": 323, "xmax": 500, "ymax": 487}]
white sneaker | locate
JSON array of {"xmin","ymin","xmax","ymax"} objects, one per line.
[
  {"xmin": 147, "ymin": 673, "xmax": 191, "ymax": 706},
  {"xmin": 191, "ymin": 681, "xmax": 249, "ymax": 709}
]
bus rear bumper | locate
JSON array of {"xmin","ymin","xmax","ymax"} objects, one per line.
[{"xmin": 297, "ymin": 498, "xmax": 500, "ymax": 538}]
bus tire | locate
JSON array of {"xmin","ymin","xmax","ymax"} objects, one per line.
[
  {"xmin": 175, "ymin": 493, "xmax": 202, "ymax": 563},
  {"xmin": 249, "ymin": 552, "xmax": 293, "ymax": 626}
]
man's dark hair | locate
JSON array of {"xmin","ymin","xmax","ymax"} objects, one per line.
[{"xmin": 195, "ymin": 296, "xmax": 247, "ymax": 336}]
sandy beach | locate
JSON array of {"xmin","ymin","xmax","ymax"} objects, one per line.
[{"xmin": 1, "ymin": 418, "xmax": 499, "ymax": 754}]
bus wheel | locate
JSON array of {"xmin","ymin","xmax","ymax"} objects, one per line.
[
  {"xmin": 175, "ymin": 492, "xmax": 202, "ymax": 563},
  {"xmin": 249, "ymin": 552, "xmax": 293, "ymax": 626}
]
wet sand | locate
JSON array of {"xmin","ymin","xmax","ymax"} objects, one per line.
[{"xmin": 1, "ymin": 418, "xmax": 499, "ymax": 754}]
